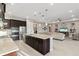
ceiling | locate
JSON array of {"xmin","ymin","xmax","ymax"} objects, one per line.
[{"xmin": 5, "ymin": 3, "xmax": 79, "ymax": 22}]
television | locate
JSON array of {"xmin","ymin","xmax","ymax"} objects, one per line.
[{"xmin": 59, "ymin": 28, "xmax": 68, "ymax": 32}]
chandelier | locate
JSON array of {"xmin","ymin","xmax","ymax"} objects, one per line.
[{"xmin": 34, "ymin": 8, "xmax": 48, "ymax": 20}]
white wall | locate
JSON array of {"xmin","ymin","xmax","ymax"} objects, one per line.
[
  {"xmin": 26, "ymin": 19, "xmax": 79, "ymax": 34},
  {"xmin": 51, "ymin": 20, "xmax": 79, "ymax": 33},
  {"xmin": 26, "ymin": 20, "xmax": 34, "ymax": 35},
  {"xmin": 51, "ymin": 24, "xmax": 56, "ymax": 32}
]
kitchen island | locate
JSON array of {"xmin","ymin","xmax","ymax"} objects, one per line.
[
  {"xmin": 25, "ymin": 34, "xmax": 53, "ymax": 55},
  {"xmin": 0, "ymin": 37, "xmax": 19, "ymax": 56}
]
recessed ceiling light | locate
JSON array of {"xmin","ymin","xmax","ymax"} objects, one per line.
[
  {"xmin": 71, "ymin": 15, "xmax": 75, "ymax": 17},
  {"xmin": 26, "ymin": 16, "xmax": 29, "ymax": 19},
  {"xmin": 50, "ymin": 3, "xmax": 54, "ymax": 6},
  {"xmin": 69, "ymin": 10, "xmax": 72, "ymax": 13},
  {"xmin": 34, "ymin": 11, "xmax": 37, "ymax": 16}
]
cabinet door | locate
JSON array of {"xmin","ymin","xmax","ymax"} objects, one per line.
[
  {"xmin": 25, "ymin": 36, "xmax": 50, "ymax": 55},
  {"xmin": 38, "ymin": 39, "xmax": 50, "ymax": 55},
  {"xmin": 26, "ymin": 36, "xmax": 29, "ymax": 45},
  {"xmin": 42, "ymin": 39, "xmax": 50, "ymax": 54},
  {"xmin": 38, "ymin": 39, "xmax": 43, "ymax": 53},
  {"xmin": 29, "ymin": 37, "xmax": 33, "ymax": 47},
  {"xmin": 28, "ymin": 36, "xmax": 31, "ymax": 46},
  {"xmin": 33, "ymin": 37, "xmax": 39, "ymax": 50}
]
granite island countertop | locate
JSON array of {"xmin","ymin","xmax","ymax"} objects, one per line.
[
  {"xmin": 0, "ymin": 37, "xmax": 19, "ymax": 56},
  {"xmin": 26, "ymin": 34, "xmax": 53, "ymax": 39}
]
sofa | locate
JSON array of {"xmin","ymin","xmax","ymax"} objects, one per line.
[{"xmin": 51, "ymin": 32, "xmax": 65, "ymax": 40}]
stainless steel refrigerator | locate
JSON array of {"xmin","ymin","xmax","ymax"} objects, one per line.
[
  {"xmin": 19, "ymin": 26, "xmax": 26, "ymax": 41},
  {"xmin": 11, "ymin": 27, "xmax": 19, "ymax": 40},
  {"xmin": 11, "ymin": 26, "xmax": 26, "ymax": 40}
]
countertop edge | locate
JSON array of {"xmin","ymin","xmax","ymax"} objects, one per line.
[{"xmin": 0, "ymin": 48, "xmax": 19, "ymax": 56}]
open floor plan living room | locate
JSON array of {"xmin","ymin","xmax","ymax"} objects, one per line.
[{"xmin": 0, "ymin": 3, "xmax": 79, "ymax": 56}]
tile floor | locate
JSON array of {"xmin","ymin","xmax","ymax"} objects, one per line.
[
  {"xmin": 15, "ymin": 38, "xmax": 79, "ymax": 56},
  {"xmin": 15, "ymin": 40, "xmax": 53, "ymax": 56},
  {"xmin": 53, "ymin": 38, "xmax": 79, "ymax": 56}
]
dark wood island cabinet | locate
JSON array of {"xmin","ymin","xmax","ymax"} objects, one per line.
[{"xmin": 25, "ymin": 34, "xmax": 50, "ymax": 55}]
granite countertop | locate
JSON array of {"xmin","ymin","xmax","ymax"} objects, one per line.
[
  {"xmin": 0, "ymin": 37, "xmax": 19, "ymax": 56},
  {"xmin": 26, "ymin": 34, "xmax": 52, "ymax": 39}
]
